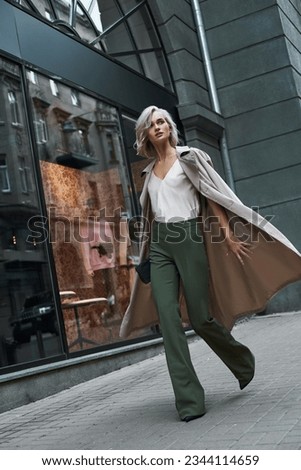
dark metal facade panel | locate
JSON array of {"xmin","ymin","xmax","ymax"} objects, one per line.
[{"xmin": 0, "ymin": 1, "xmax": 21, "ymax": 58}]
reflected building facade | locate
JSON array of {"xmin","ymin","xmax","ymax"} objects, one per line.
[{"xmin": 0, "ymin": 59, "xmax": 63, "ymax": 367}]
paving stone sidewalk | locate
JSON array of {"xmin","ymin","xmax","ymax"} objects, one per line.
[{"xmin": 0, "ymin": 312, "xmax": 301, "ymax": 450}]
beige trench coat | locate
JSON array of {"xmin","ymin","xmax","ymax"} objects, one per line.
[{"xmin": 120, "ymin": 146, "xmax": 301, "ymax": 338}]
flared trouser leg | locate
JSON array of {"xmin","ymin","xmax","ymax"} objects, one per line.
[
  {"xmin": 150, "ymin": 219, "xmax": 254, "ymax": 419},
  {"xmin": 150, "ymin": 242, "xmax": 206, "ymax": 419},
  {"xmin": 173, "ymin": 223, "xmax": 255, "ymax": 383}
]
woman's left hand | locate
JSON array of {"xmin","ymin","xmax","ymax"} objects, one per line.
[{"xmin": 226, "ymin": 237, "xmax": 252, "ymax": 265}]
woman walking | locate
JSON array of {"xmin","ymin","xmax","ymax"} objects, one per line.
[{"xmin": 120, "ymin": 106, "xmax": 301, "ymax": 422}]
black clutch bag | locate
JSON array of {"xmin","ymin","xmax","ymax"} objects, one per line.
[{"xmin": 135, "ymin": 258, "xmax": 151, "ymax": 284}]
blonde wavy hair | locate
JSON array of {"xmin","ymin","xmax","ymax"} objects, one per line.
[{"xmin": 135, "ymin": 105, "xmax": 179, "ymax": 158}]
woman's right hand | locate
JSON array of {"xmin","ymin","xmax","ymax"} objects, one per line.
[{"xmin": 226, "ymin": 237, "xmax": 252, "ymax": 265}]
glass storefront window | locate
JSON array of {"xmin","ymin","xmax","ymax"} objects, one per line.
[
  {"xmin": 103, "ymin": 22, "xmax": 135, "ymax": 55},
  {"xmin": 127, "ymin": 7, "xmax": 158, "ymax": 50},
  {"xmin": 0, "ymin": 57, "xmax": 63, "ymax": 372},
  {"xmin": 99, "ymin": 0, "xmax": 121, "ymax": 27},
  {"xmin": 30, "ymin": 0, "xmax": 55, "ymax": 19},
  {"xmin": 8, "ymin": 0, "xmax": 173, "ymax": 90},
  {"xmin": 113, "ymin": 54, "xmax": 143, "ymax": 75},
  {"xmin": 51, "ymin": 0, "xmax": 73, "ymax": 22},
  {"xmin": 74, "ymin": 2, "xmax": 101, "ymax": 46},
  {"xmin": 12, "ymin": 0, "xmax": 31, "ymax": 10},
  {"xmin": 80, "ymin": 0, "xmax": 102, "ymax": 32},
  {"xmin": 140, "ymin": 50, "xmax": 170, "ymax": 88},
  {"xmin": 27, "ymin": 71, "xmax": 140, "ymax": 353},
  {"xmin": 119, "ymin": 0, "xmax": 142, "ymax": 13}
]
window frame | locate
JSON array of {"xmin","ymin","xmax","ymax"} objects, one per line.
[
  {"xmin": 0, "ymin": 156, "xmax": 11, "ymax": 193},
  {"xmin": 8, "ymin": 90, "xmax": 22, "ymax": 125},
  {"xmin": 8, "ymin": 0, "xmax": 173, "ymax": 91}
]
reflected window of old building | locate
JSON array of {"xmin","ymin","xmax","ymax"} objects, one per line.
[
  {"xmin": 34, "ymin": 117, "xmax": 48, "ymax": 144},
  {"xmin": 8, "ymin": 91, "xmax": 21, "ymax": 125},
  {"xmin": 0, "ymin": 157, "xmax": 11, "ymax": 193},
  {"xmin": 27, "ymin": 71, "xmax": 38, "ymax": 84},
  {"xmin": 12, "ymin": 0, "xmax": 28, "ymax": 6},
  {"xmin": 33, "ymin": 97, "xmax": 50, "ymax": 145},
  {"xmin": 18, "ymin": 156, "xmax": 31, "ymax": 193},
  {"xmin": 77, "ymin": 128, "xmax": 90, "ymax": 156},
  {"xmin": 49, "ymin": 79, "xmax": 59, "ymax": 96},
  {"xmin": 33, "ymin": 109, "xmax": 49, "ymax": 145},
  {"xmin": 9, "ymin": 0, "xmax": 173, "ymax": 90},
  {"xmin": 44, "ymin": 9, "xmax": 52, "ymax": 20},
  {"xmin": 71, "ymin": 89, "xmax": 80, "ymax": 107},
  {"xmin": 0, "ymin": 57, "xmax": 63, "ymax": 373},
  {"xmin": 29, "ymin": 0, "xmax": 55, "ymax": 18}
]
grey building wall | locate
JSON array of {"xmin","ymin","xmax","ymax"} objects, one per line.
[{"xmin": 150, "ymin": 0, "xmax": 301, "ymax": 313}]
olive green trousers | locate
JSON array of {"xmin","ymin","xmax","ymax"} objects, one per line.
[{"xmin": 150, "ymin": 218, "xmax": 254, "ymax": 419}]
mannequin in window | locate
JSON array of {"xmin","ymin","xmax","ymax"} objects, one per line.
[{"xmin": 79, "ymin": 199, "xmax": 116, "ymax": 316}]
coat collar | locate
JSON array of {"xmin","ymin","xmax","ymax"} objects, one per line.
[
  {"xmin": 140, "ymin": 159, "xmax": 155, "ymax": 176},
  {"xmin": 176, "ymin": 145, "xmax": 196, "ymax": 165}
]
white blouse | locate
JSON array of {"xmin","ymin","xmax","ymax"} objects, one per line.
[{"xmin": 147, "ymin": 159, "xmax": 201, "ymax": 222}]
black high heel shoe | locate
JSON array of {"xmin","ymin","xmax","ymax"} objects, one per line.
[
  {"xmin": 239, "ymin": 353, "xmax": 255, "ymax": 390},
  {"xmin": 239, "ymin": 367, "xmax": 255, "ymax": 390},
  {"xmin": 239, "ymin": 374, "xmax": 254, "ymax": 390}
]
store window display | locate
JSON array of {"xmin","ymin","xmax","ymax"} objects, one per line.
[{"xmin": 27, "ymin": 71, "xmax": 136, "ymax": 351}]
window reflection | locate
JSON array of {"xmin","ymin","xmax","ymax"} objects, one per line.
[
  {"xmin": 8, "ymin": 91, "xmax": 22, "ymax": 125},
  {"xmin": 0, "ymin": 58, "xmax": 63, "ymax": 371},
  {"xmin": 100, "ymin": 0, "xmax": 121, "ymax": 27},
  {"xmin": 114, "ymin": 54, "xmax": 142, "ymax": 74},
  {"xmin": 30, "ymin": 0, "xmax": 55, "ymax": 19},
  {"xmin": 27, "ymin": 72, "xmax": 139, "ymax": 352},
  {"xmin": 50, "ymin": 79, "xmax": 59, "ymax": 96},
  {"xmin": 0, "ymin": 157, "xmax": 11, "ymax": 193},
  {"xmin": 103, "ymin": 3, "xmax": 172, "ymax": 88},
  {"xmin": 18, "ymin": 156, "xmax": 32, "ymax": 193},
  {"xmin": 70, "ymin": 89, "xmax": 80, "ymax": 107},
  {"xmin": 128, "ymin": 8, "xmax": 157, "ymax": 50},
  {"xmin": 33, "ymin": 107, "xmax": 49, "ymax": 145},
  {"xmin": 27, "ymin": 71, "xmax": 38, "ymax": 84},
  {"xmin": 52, "ymin": 0, "xmax": 72, "ymax": 22},
  {"xmin": 140, "ymin": 50, "xmax": 170, "ymax": 88}
]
